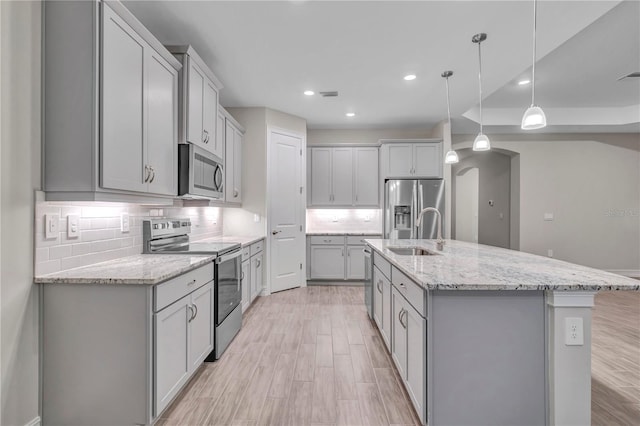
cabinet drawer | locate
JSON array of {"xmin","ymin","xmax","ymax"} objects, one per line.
[
  {"xmin": 346, "ymin": 235, "xmax": 381, "ymax": 245},
  {"xmin": 154, "ymin": 262, "xmax": 214, "ymax": 312},
  {"xmin": 373, "ymin": 252, "xmax": 391, "ymax": 280},
  {"xmin": 250, "ymin": 240, "xmax": 264, "ymax": 256},
  {"xmin": 391, "ymin": 267, "xmax": 426, "ymax": 317},
  {"xmin": 242, "ymin": 246, "xmax": 251, "ymax": 261},
  {"xmin": 309, "ymin": 235, "xmax": 346, "ymax": 245}
]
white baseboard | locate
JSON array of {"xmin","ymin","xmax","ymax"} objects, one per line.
[
  {"xmin": 605, "ymin": 269, "xmax": 640, "ymax": 279},
  {"xmin": 25, "ymin": 416, "xmax": 41, "ymax": 426}
]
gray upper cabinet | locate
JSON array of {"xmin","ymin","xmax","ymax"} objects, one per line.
[
  {"xmin": 222, "ymin": 107, "xmax": 244, "ymax": 204},
  {"xmin": 381, "ymin": 140, "xmax": 443, "ymax": 179},
  {"xmin": 168, "ymin": 46, "xmax": 223, "ymax": 158},
  {"xmin": 43, "ymin": 1, "xmax": 181, "ymax": 202},
  {"xmin": 308, "ymin": 146, "xmax": 379, "ymax": 207}
]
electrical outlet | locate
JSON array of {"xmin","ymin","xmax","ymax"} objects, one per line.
[
  {"xmin": 544, "ymin": 213, "xmax": 554, "ymax": 221},
  {"xmin": 332, "ymin": 215, "xmax": 338, "ymax": 222},
  {"xmin": 364, "ymin": 214, "xmax": 371, "ymax": 222},
  {"xmin": 547, "ymin": 249, "xmax": 553, "ymax": 258},
  {"xmin": 565, "ymin": 317, "xmax": 584, "ymax": 346},
  {"xmin": 121, "ymin": 213, "xmax": 130, "ymax": 233},
  {"xmin": 254, "ymin": 214, "xmax": 260, "ymax": 223},
  {"xmin": 67, "ymin": 215, "xmax": 79, "ymax": 238},
  {"xmin": 45, "ymin": 214, "xmax": 60, "ymax": 239}
]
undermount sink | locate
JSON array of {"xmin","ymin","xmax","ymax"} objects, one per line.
[{"xmin": 387, "ymin": 246, "xmax": 439, "ymax": 256}]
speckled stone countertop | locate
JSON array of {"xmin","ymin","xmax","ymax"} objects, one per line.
[
  {"xmin": 366, "ymin": 239, "xmax": 640, "ymax": 291},
  {"xmin": 307, "ymin": 231, "xmax": 382, "ymax": 236},
  {"xmin": 34, "ymin": 254, "xmax": 215, "ymax": 285},
  {"xmin": 197, "ymin": 235, "xmax": 265, "ymax": 247}
]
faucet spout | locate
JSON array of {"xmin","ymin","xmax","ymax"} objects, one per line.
[{"xmin": 416, "ymin": 207, "xmax": 445, "ymax": 250}]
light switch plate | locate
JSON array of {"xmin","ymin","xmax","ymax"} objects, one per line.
[
  {"xmin": 544, "ymin": 213, "xmax": 554, "ymax": 221},
  {"xmin": 67, "ymin": 215, "xmax": 79, "ymax": 238},
  {"xmin": 45, "ymin": 214, "xmax": 60, "ymax": 239},
  {"xmin": 121, "ymin": 213, "xmax": 130, "ymax": 233}
]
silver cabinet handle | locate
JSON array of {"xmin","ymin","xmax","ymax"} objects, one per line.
[
  {"xmin": 399, "ymin": 282, "xmax": 406, "ymax": 289},
  {"xmin": 399, "ymin": 308, "xmax": 407, "ymax": 329},
  {"xmin": 272, "ymin": 230, "xmax": 281, "ymax": 235},
  {"xmin": 342, "ymin": 249, "xmax": 344, "ymax": 257},
  {"xmin": 187, "ymin": 279, "xmax": 196, "ymax": 286},
  {"xmin": 149, "ymin": 167, "xmax": 155, "ymax": 183},
  {"xmin": 402, "ymin": 309, "xmax": 408, "ymax": 329},
  {"xmin": 241, "ymin": 271, "xmax": 245, "ymax": 281},
  {"xmin": 144, "ymin": 165, "xmax": 150, "ymax": 183},
  {"xmin": 323, "ymin": 239, "xmax": 331, "ymax": 243},
  {"xmin": 187, "ymin": 305, "xmax": 195, "ymax": 322},
  {"xmin": 256, "ymin": 259, "xmax": 261, "ymax": 267},
  {"xmin": 192, "ymin": 303, "xmax": 198, "ymax": 320},
  {"xmin": 203, "ymin": 129, "xmax": 209, "ymax": 143},
  {"xmin": 377, "ymin": 279, "xmax": 383, "ymax": 293},
  {"xmin": 398, "ymin": 308, "xmax": 403, "ymax": 327},
  {"xmin": 234, "ymin": 189, "xmax": 239, "ymax": 198}
]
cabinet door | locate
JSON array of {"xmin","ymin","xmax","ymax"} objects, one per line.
[
  {"xmin": 354, "ymin": 147, "xmax": 379, "ymax": 206},
  {"xmin": 224, "ymin": 121, "xmax": 235, "ymax": 202},
  {"xmin": 386, "ymin": 144, "xmax": 413, "ymax": 178},
  {"xmin": 310, "ymin": 148, "xmax": 332, "ymax": 205},
  {"xmin": 101, "ymin": 6, "xmax": 147, "ymax": 193},
  {"xmin": 413, "ymin": 143, "xmax": 442, "ymax": 178},
  {"xmin": 241, "ymin": 259, "xmax": 250, "ymax": 312},
  {"xmin": 154, "ymin": 296, "xmax": 190, "ymax": 416},
  {"xmin": 309, "ymin": 245, "xmax": 345, "ymax": 280},
  {"xmin": 373, "ymin": 266, "xmax": 384, "ymax": 330},
  {"xmin": 331, "ymin": 148, "xmax": 353, "ymax": 205},
  {"xmin": 189, "ymin": 282, "xmax": 214, "ymax": 371},
  {"xmin": 215, "ymin": 111, "xmax": 225, "ymax": 160},
  {"xmin": 186, "ymin": 59, "xmax": 204, "ymax": 146},
  {"xmin": 382, "ymin": 276, "xmax": 392, "ymax": 350},
  {"xmin": 406, "ymin": 306, "xmax": 426, "ymax": 424},
  {"xmin": 202, "ymin": 79, "xmax": 218, "ymax": 155},
  {"xmin": 233, "ymin": 129, "xmax": 243, "ymax": 202},
  {"xmin": 346, "ymin": 245, "xmax": 365, "ymax": 280},
  {"xmin": 391, "ymin": 287, "xmax": 407, "ymax": 379},
  {"xmin": 146, "ymin": 51, "xmax": 177, "ymax": 196}
]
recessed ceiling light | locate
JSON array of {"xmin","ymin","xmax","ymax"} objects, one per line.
[
  {"xmin": 346, "ymin": 112, "xmax": 355, "ymax": 117},
  {"xmin": 518, "ymin": 79, "xmax": 531, "ymax": 86},
  {"xmin": 404, "ymin": 74, "xmax": 417, "ymax": 81},
  {"xmin": 303, "ymin": 90, "xmax": 315, "ymax": 96}
]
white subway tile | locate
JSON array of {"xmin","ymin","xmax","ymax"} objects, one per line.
[
  {"xmin": 49, "ymin": 245, "xmax": 72, "ymax": 260},
  {"xmin": 72, "ymin": 242, "xmax": 94, "ymax": 256},
  {"xmin": 91, "ymin": 239, "xmax": 121, "ymax": 252},
  {"xmin": 36, "ymin": 259, "xmax": 61, "ymax": 276},
  {"xmin": 35, "ymin": 247, "xmax": 49, "ymax": 263},
  {"xmin": 120, "ymin": 237, "xmax": 134, "ymax": 248},
  {"xmin": 79, "ymin": 218, "xmax": 92, "ymax": 230},
  {"xmin": 81, "ymin": 229, "xmax": 115, "ymax": 242},
  {"xmin": 91, "ymin": 218, "xmax": 109, "ymax": 229}
]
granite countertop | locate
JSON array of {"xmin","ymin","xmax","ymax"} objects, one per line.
[
  {"xmin": 34, "ymin": 254, "xmax": 215, "ymax": 285},
  {"xmin": 197, "ymin": 235, "xmax": 265, "ymax": 247},
  {"xmin": 307, "ymin": 231, "xmax": 382, "ymax": 236},
  {"xmin": 366, "ymin": 239, "xmax": 640, "ymax": 291}
]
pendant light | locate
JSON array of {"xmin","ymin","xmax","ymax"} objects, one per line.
[
  {"xmin": 472, "ymin": 33, "xmax": 490, "ymax": 151},
  {"xmin": 442, "ymin": 71, "xmax": 459, "ymax": 164},
  {"xmin": 521, "ymin": 0, "xmax": 547, "ymax": 130}
]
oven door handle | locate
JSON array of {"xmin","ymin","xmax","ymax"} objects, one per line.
[{"xmin": 215, "ymin": 250, "xmax": 242, "ymax": 264}]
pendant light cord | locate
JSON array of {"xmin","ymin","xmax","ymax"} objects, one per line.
[
  {"xmin": 531, "ymin": 0, "xmax": 537, "ymax": 106},
  {"xmin": 477, "ymin": 40, "xmax": 483, "ymax": 135},
  {"xmin": 445, "ymin": 76, "xmax": 452, "ymax": 131}
]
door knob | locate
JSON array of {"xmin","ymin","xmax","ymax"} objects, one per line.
[{"xmin": 271, "ymin": 230, "xmax": 281, "ymax": 235}]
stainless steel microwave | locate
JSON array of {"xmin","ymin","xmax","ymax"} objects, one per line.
[{"xmin": 178, "ymin": 144, "xmax": 224, "ymax": 199}]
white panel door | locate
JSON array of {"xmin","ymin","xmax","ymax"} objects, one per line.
[
  {"xmin": 186, "ymin": 60, "xmax": 204, "ymax": 147},
  {"xmin": 201, "ymin": 79, "xmax": 218, "ymax": 155},
  {"xmin": 406, "ymin": 305, "xmax": 426, "ymax": 424},
  {"xmin": 354, "ymin": 147, "xmax": 379, "ymax": 206},
  {"xmin": 146, "ymin": 52, "xmax": 177, "ymax": 196},
  {"xmin": 241, "ymin": 259, "xmax": 250, "ymax": 312},
  {"xmin": 310, "ymin": 148, "xmax": 332, "ymax": 205},
  {"xmin": 269, "ymin": 130, "xmax": 304, "ymax": 293},
  {"xmin": 386, "ymin": 144, "xmax": 413, "ymax": 178},
  {"xmin": 414, "ymin": 143, "xmax": 441, "ymax": 178},
  {"xmin": 224, "ymin": 121, "xmax": 235, "ymax": 203},
  {"xmin": 309, "ymin": 245, "xmax": 345, "ymax": 280},
  {"xmin": 346, "ymin": 245, "xmax": 365, "ymax": 280},
  {"xmin": 101, "ymin": 6, "xmax": 146, "ymax": 193},
  {"xmin": 391, "ymin": 287, "xmax": 407, "ymax": 379},
  {"xmin": 154, "ymin": 297, "xmax": 189, "ymax": 416},
  {"xmin": 188, "ymin": 282, "xmax": 214, "ymax": 371},
  {"xmin": 331, "ymin": 148, "xmax": 353, "ymax": 205}
]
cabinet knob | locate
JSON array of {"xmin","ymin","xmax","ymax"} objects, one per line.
[
  {"xmin": 272, "ymin": 230, "xmax": 281, "ymax": 235},
  {"xmin": 234, "ymin": 189, "xmax": 239, "ymax": 197}
]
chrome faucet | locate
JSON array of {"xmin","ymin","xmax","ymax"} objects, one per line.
[{"xmin": 416, "ymin": 207, "xmax": 445, "ymax": 251}]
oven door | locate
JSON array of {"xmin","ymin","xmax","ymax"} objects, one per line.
[{"xmin": 215, "ymin": 249, "xmax": 242, "ymax": 325}]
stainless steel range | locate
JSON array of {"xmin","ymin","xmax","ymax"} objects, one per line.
[{"xmin": 143, "ymin": 218, "xmax": 242, "ymax": 360}]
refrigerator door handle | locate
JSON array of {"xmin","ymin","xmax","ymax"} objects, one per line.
[
  {"xmin": 411, "ymin": 181, "xmax": 417, "ymax": 239},
  {"xmin": 418, "ymin": 182, "xmax": 425, "ymax": 239}
]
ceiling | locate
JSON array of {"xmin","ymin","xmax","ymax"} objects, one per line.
[{"xmin": 125, "ymin": 0, "xmax": 640, "ymax": 133}]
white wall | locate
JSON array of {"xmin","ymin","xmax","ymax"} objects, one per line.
[
  {"xmin": 452, "ymin": 134, "xmax": 640, "ymax": 273},
  {"xmin": 1, "ymin": 2, "xmax": 41, "ymax": 425}
]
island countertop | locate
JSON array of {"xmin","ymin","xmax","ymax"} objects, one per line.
[
  {"xmin": 366, "ymin": 239, "xmax": 640, "ymax": 291},
  {"xmin": 34, "ymin": 254, "xmax": 215, "ymax": 285}
]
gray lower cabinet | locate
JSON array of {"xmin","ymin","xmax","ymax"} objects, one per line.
[
  {"xmin": 42, "ymin": 263, "xmax": 214, "ymax": 425},
  {"xmin": 241, "ymin": 240, "xmax": 265, "ymax": 312},
  {"xmin": 310, "ymin": 244, "xmax": 345, "ymax": 279},
  {"xmin": 308, "ymin": 235, "xmax": 381, "ymax": 282},
  {"xmin": 346, "ymin": 244, "xmax": 365, "ymax": 279},
  {"xmin": 241, "ymin": 257, "xmax": 251, "ymax": 312},
  {"xmin": 251, "ymin": 251, "xmax": 264, "ymax": 300},
  {"xmin": 373, "ymin": 264, "xmax": 392, "ymax": 349}
]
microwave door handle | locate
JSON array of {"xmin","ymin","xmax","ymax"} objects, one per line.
[{"xmin": 214, "ymin": 164, "xmax": 223, "ymax": 191}]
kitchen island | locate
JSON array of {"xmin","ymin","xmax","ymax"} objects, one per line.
[{"xmin": 365, "ymin": 238, "xmax": 639, "ymax": 426}]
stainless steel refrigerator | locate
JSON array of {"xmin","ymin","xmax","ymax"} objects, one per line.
[{"xmin": 384, "ymin": 179, "xmax": 445, "ymax": 239}]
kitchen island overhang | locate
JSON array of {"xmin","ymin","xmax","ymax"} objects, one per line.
[{"xmin": 365, "ymin": 238, "xmax": 639, "ymax": 426}]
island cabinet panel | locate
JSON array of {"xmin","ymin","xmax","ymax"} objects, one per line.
[
  {"xmin": 373, "ymin": 266, "xmax": 384, "ymax": 329},
  {"xmin": 391, "ymin": 286, "xmax": 408, "ymax": 378},
  {"xmin": 406, "ymin": 304, "xmax": 426, "ymax": 424}
]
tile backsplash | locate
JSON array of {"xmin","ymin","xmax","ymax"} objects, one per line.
[
  {"xmin": 35, "ymin": 201, "xmax": 222, "ymax": 275},
  {"xmin": 306, "ymin": 209, "xmax": 382, "ymax": 234}
]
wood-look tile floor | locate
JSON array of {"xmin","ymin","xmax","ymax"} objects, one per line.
[
  {"xmin": 157, "ymin": 286, "xmax": 420, "ymax": 426},
  {"xmin": 592, "ymin": 290, "xmax": 640, "ymax": 425}
]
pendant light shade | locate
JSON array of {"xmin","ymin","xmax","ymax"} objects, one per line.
[
  {"xmin": 472, "ymin": 33, "xmax": 490, "ymax": 151},
  {"xmin": 441, "ymin": 70, "xmax": 459, "ymax": 164},
  {"xmin": 521, "ymin": 0, "xmax": 547, "ymax": 130}
]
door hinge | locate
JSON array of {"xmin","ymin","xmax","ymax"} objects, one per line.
[
  {"xmin": 300, "ymin": 186, "xmax": 303, "ymax": 194},
  {"xmin": 300, "ymin": 149, "xmax": 302, "ymax": 156},
  {"xmin": 300, "ymin": 263, "xmax": 303, "ymax": 270},
  {"xmin": 300, "ymin": 225, "xmax": 302, "ymax": 231}
]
